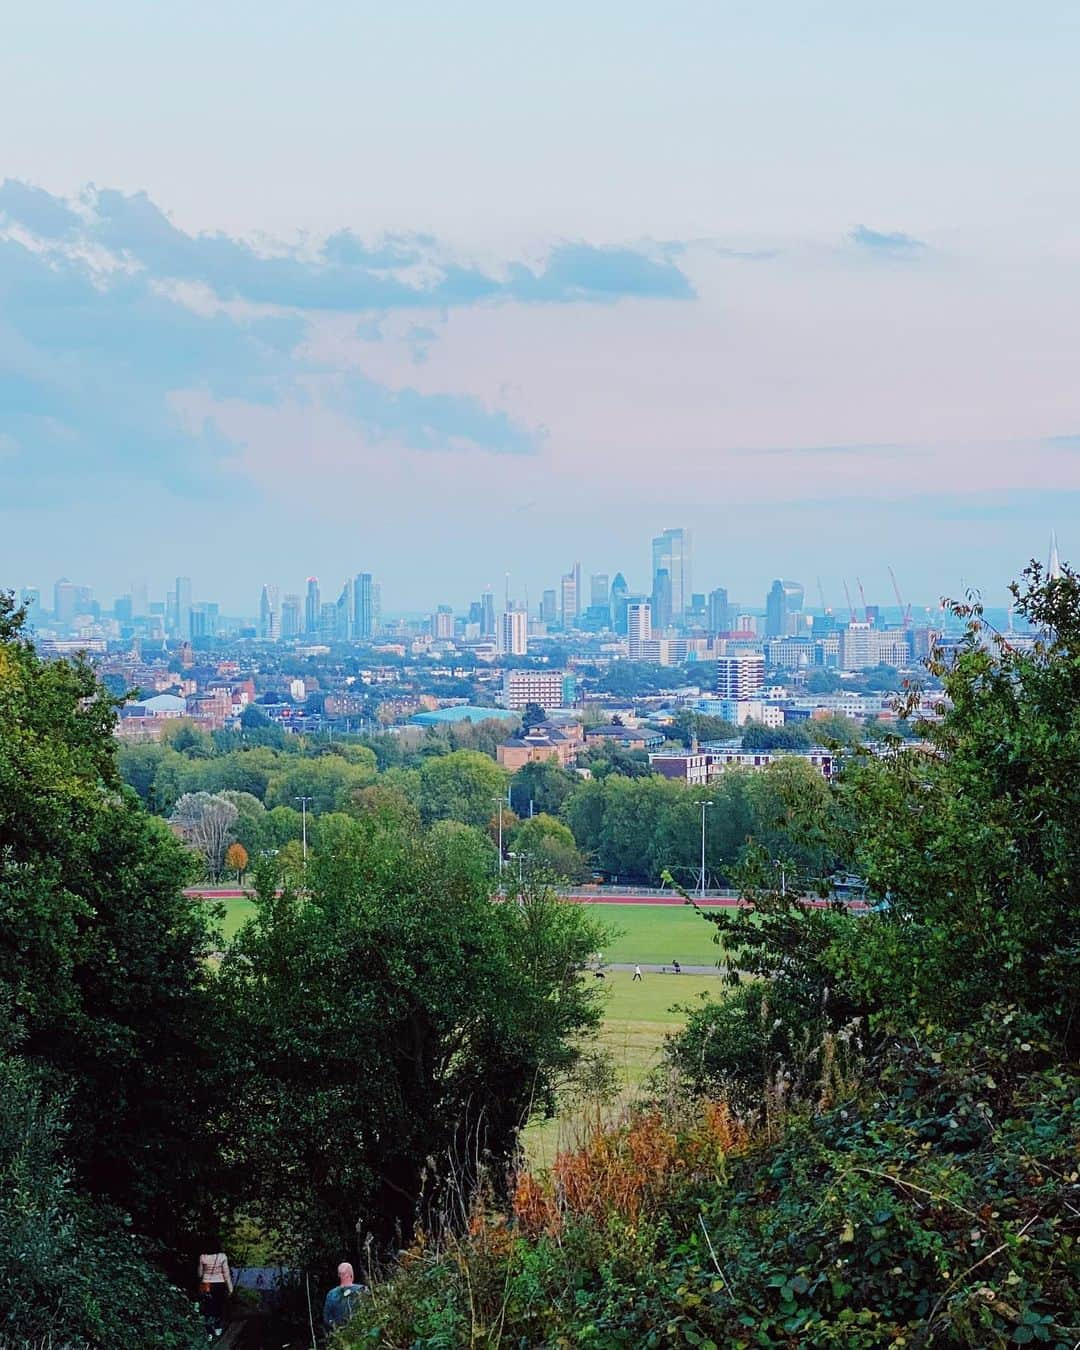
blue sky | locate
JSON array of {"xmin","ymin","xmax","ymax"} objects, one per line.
[{"xmin": 2, "ymin": 2, "xmax": 1079, "ymax": 611}]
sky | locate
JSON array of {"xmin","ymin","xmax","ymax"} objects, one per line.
[{"xmin": 2, "ymin": 1, "xmax": 1079, "ymax": 613}]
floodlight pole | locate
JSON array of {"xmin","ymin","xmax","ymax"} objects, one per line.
[
  {"xmin": 699, "ymin": 800, "xmax": 714, "ymax": 898},
  {"xmin": 295, "ymin": 795, "xmax": 314, "ymax": 862}
]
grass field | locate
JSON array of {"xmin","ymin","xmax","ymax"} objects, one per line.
[
  {"xmin": 587, "ymin": 902, "xmax": 725, "ymax": 967},
  {"xmin": 523, "ymin": 969, "xmax": 721, "ymax": 1166},
  {"xmin": 211, "ymin": 896, "xmax": 728, "ymax": 966}
]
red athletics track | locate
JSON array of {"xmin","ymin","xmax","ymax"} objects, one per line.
[{"xmin": 184, "ymin": 888, "xmax": 863, "ymax": 910}]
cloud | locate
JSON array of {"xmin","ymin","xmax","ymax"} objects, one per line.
[
  {"xmin": 0, "ymin": 181, "xmax": 695, "ymax": 313},
  {"xmin": 848, "ymin": 224, "xmax": 927, "ymax": 256}
]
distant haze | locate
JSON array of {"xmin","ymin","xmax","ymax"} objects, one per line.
[{"xmin": 2, "ymin": 4, "xmax": 1078, "ymax": 609}]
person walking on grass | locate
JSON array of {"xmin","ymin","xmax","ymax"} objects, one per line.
[
  {"xmin": 197, "ymin": 1241, "xmax": 233, "ymax": 1340},
  {"xmin": 632, "ymin": 964, "xmax": 643, "ymax": 982}
]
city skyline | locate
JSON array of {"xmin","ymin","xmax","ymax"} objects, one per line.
[{"xmin": 4, "ymin": 6, "xmax": 1080, "ymax": 605}]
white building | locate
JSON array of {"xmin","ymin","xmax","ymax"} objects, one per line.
[
  {"xmin": 502, "ymin": 669, "xmax": 574, "ymax": 711},
  {"xmin": 627, "ymin": 601, "xmax": 653, "ymax": 659},
  {"xmin": 497, "ymin": 609, "xmax": 528, "ymax": 656},
  {"xmin": 716, "ymin": 652, "xmax": 765, "ymax": 700}
]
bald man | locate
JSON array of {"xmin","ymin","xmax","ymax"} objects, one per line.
[{"xmin": 323, "ymin": 1261, "xmax": 365, "ymax": 1331}]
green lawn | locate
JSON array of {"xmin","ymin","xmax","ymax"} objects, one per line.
[
  {"xmin": 523, "ymin": 969, "xmax": 722, "ymax": 1168},
  {"xmin": 583, "ymin": 902, "xmax": 726, "ymax": 967},
  {"xmin": 207, "ymin": 895, "xmax": 257, "ymax": 942}
]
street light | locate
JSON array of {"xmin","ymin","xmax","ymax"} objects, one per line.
[
  {"xmin": 774, "ymin": 859, "xmax": 788, "ymax": 898},
  {"xmin": 699, "ymin": 800, "xmax": 714, "ymax": 898},
  {"xmin": 508, "ymin": 851, "xmax": 526, "ymax": 887},
  {"xmin": 294, "ymin": 795, "xmax": 314, "ymax": 863},
  {"xmin": 492, "ymin": 797, "xmax": 504, "ymax": 888}
]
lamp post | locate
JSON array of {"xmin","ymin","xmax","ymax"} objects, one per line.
[
  {"xmin": 775, "ymin": 859, "xmax": 788, "ymax": 898},
  {"xmin": 492, "ymin": 797, "xmax": 504, "ymax": 888},
  {"xmin": 699, "ymin": 799, "xmax": 714, "ymax": 898},
  {"xmin": 508, "ymin": 851, "xmax": 526, "ymax": 887},
  {"xmin": 294, "ymin": 795, "xmax": 313, "ymax": 863}
]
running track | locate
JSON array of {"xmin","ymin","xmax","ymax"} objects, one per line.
[{"xmin": 185, "ymin": 887, "xmax": 864, "ymax": 911}]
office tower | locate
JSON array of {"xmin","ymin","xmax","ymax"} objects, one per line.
[
  {"xmin": 651, "ymin": 567, "xmax": 672, "ymax": 631},
  {"xmin": 304, "ymin": 577, "xmax": 320, "ymax": 634},
  {"xmin": 259, "ymin": 584, "xmax": 280, "ymax": 641},
  {"xmin": 176, "ymin": 576, "xmax": 193, "ymax": 641},
  {"xmin": 281, "ymin": 593, "xmax": 302, "ymax": 639},
  {"xmin": 468, "ymin": 600, "xmax": 483, "ymax": 625},
  {"xmin": 353, "ymin": 573, "xmax": 374, "ymax": 640},
  {"xmin": 191, "ymin": 602, "xmax": 219, "ymax": 639},
  {"xmin": 765, "ymin": 579, "xmax": 805, "ymax": 638},
  {"xmin": 498, "ymin": 608, "xmax": 528, "ymax": 656},
  {"xmin": 53, "ymin": 578, "xmax": 77, "ymax": 625},
  {"xmin": 129, "ymin": 582, "xmax": 149, "ymax": 618},
  {"xmin": 432, "ymin": 605, "xmax": 454, "ymax": 639},
  {"xmin": 610, "ymin": 572, "xmax": 629, "ymax": 633},
  {"xmin": 716, "ymin": 653, "xmax": 765, "ymax": 699},
  {"xmin": 481, "ymin": 588, "xmax": 496, "ymax": 637},
  {"xmin": 319, "ymin": 602, "xmax": 338, "ymax": 640},
  {"xmin": 651, "ymin": 528, "xmax": 691, "ymax": 620},
  {"xmin": 708, "ymin": 587, "xmax": 730, "ymax": 634},
  {"xmin": 540, "ymin": 589, "xmax": 558, "ymax": 625},
  {"xmin": 166, "ymin": 590, "xmax": 177, "ymax": 635},
  {"xmin": 335, "ymin": 579, "xmax": 354, "ymax": 640},
  {"xmin": 114, "ymin": 595, "xmax": 133, "ymax": 623},
  {"xmin": 627, "ymin": 600, "xmax": 652, "ymax": 658},
  {"xmin": 74, "ymin": 585, "xmax": 94, "ymax": 617},
  {"xmin": 590, "ymin": 573, "xmax": 610, "ymax": 608},
  {"xmin": 560, "ymin": 562, "xmax": 581, "ymax": 627}
]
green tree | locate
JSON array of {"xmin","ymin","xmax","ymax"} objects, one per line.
[
  {"xmin": 509, "ymin": 758, "xmax": 578, "ymax": 817},
  {"xmin": 418, "ymin": 749, "xmax": 508, "ymax": 828},
  {"xmin": 264, "ymin": 750, "xmax": 377, "ymax": 814},
  {"xmin": 520, "ymin": 701, "xmax": 546, "ymax": 732},
  {"xmin": 217, "ymin": 823, "xmax": 604, "ymax": 1263},
  {"xmin": 0, "ymin": 594, "xmax": 221, "ymax": 1265},
  {"xmin": 509, "ymin": 813, "xmax": 588, "ymax": 882}
]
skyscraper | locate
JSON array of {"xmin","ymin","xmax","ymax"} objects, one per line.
[
  {"xmin": 259, "ymin": 584, "xmax": 280, "ymax": 640},
  {"xmin": 176, "ymin": 576, "xmax": 193, "ymax": 640},
  {"xmin": 281, "ymin": 593, "xmax": 302, "ymax": 639},
  {"xmin": 432, "ymin": 605, "xmax": 454, "ymax": 639},
  {"xmin": 651, "ymin": 568, "xmax": 672, "ymax": 631},
  {"xmin": 498, "ymin": 608, "xmax": 528, "ymax": 656},
  {"xmin": 627, "ymin": 600, "xmax": 652, "ymax": 658},
  {"xmin": 481, "ymin": 588, "xmax": 496, "ymax": 637},
  {"xmin": 651, "ymin": 528, "xmax": 691, "ymax": 621},
  {"xmin": 716, "ymin": 653, "xmax": 765, "ymax": 699},
  {"xmin": 336, "ymin": 579, "xmax": 354, "ymax": 640},
  {"xmin": 765, "ymin": 579, "xmax": 804, "ymax": 638},
  {"xmin": 708, "ymin": 587, "xmax": 730, "ymax": 635},
  {"xmin": 353, "ymin": 573, "xmax": 374, "ymax": 639},
  {"xmin": 610, "ymin": 572, "xmax": 629, "ymax": 633},
  {"xmin": 53, "ymin": 578, "xmax": 77, "ymax": 625},
  {"xmin": 540, "ymin": 589, "xmax": 558, "ymax": 625},
  {"xmin": 560, "ymin": 562, "xmax": 581, "ymax": 627},
  {"xmin": 129, "ymin": 581, "xmax": 149, "ymax": 619},
  {"xmin": 590, "ymin": 573, "xmax": 610, "ymax": 608},
  {"xmin": 304, "ymin": 577, "xmax": 320, "ymax": 634}
]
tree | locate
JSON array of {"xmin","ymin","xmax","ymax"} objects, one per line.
[
  {"xmin": 170, "ymin": 791, "xmax": 240, "ymax": 879},
  {"xmin": 418, "ymin": 749, "xmax": 508, "ymax": 828},
  {"xmin": 264, "ymin": 751, "xmax": 376, "ymax": 814},
  {"xmin": 225, "ymin": 841, "xmax": 249, "ymax": 880},
  {"xmin": 217, "ymin": 823, "xmax": 605, "ymax": 1264},
  {"xmin": 510, "ymin": 758, "xmax": 578, "ymax": 817},
  {"xmin": 509, "ymin": 813, "xmax": 588, "ymax": 883},
  {"xmin": 740, "ymin": 720, "xmax": 813, "ymax": 751},
  {"xmin": 520, "ymin": 701, "xmax": 546, "ymax": 732},
  {"xmin": 0, "ymin": 594, "xmax": 221, "ymax": 1268}
]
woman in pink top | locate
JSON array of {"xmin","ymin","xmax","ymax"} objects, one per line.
[{"xmin": 197, "ymin": 1242, "xmax": 233, "ymax": 1339}]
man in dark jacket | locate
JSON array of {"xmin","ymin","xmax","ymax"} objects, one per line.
[{"xmin": 323, "ymin": 1262, "xmax": 365, "ymax": 1333}]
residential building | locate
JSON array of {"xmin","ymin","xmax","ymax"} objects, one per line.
[
  {"xmin": 432, "ymin": 605, "xmax": 454, "ymax": 639},
  {"xmin": 627, "ymin": 600, "xmax": 652, "ymax": 659},
  {"xmin": 281, "ymin": 593, "xmax": 302, "ymax": 639},
  {"xmin": 502, "ymin": 669, "xmax": 576, "ymax": 711},
  {"xmin": 498, "ymin": 608, "xmax": 528, "ymax": 656},
  {"xmin": 259, "ymin": 584, "xmax": 279, "ymax": 641},
  {"xmin": 353, "ymin": 572, "xmax": 375, "ymax": 640},
  {"xmin": 716, "ymin": 652, "xmax": 765, "ymax": 700},
  {"xmin": 585, "ymin": 724, "xmax": 665, "ymax": 751},
  {"xmin": 497, "ymin": 725, "xmax": 581, "ymax": 771}
]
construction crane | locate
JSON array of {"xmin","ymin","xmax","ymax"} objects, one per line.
[
  {"xmin": 816, "ymin": 577, "xmax": 831, "ymax": 615},
  {"xmin": 887, "ymin": 565, "xmax": 913, "ymax": 629},
  {"xmin": 855, "ymin": 576, "xmax": 870, "ymax": 624},
  {"xmin": 842, "ymin": 579, "xmax": 857, "ymax": 624}
]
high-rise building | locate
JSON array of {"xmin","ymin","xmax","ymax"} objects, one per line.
[
  {"xmin": 540, "ymin": 589, "xmax": 558, "ymax": 625},
  {"xmin": 765, "ymin": 579, "xmax": 805, "ymax": 638},
  {"xmin": 481, "ymin": 588, "xmax": 496, "ymax": 637},
  {"xmin": 281, "ymin": 594, "xmax": 302, "ymax": 639},
  {"xmin": 610, "ymin": 572, "xmax": 630, "ymax": 633},
  {"xmin": 336, "ymin": 579, "xmax": 354, "ymax": 640},
  {"xmin": 319, "ymin": 602, "xmax": 338, "ymax": 641},
  {"xmin": 498, "ymin": 608, "xmax": 528, "ymax": 656},
  {"xmin": 590, "ymin": 573, "xmax": 610, "ymax": 608},
  {"xmin": 259, "ymin": 584, "xmax": 280, "ymax": 641},
  {"xmin": 353, "ymin": 573, "xmax": 375, "ymax": 640},
  {"xmin": 708, "ymin": 587, "xmax": 730, "ymax": 635},
  {"xmin": 175, "ymin": 576, "xmax": 193, "ymax": 640},
  {"xmin": 651, "ymin": 568, "xmax": 672, "ymax": 631},
  {"xmin": 304, "ymin": 577, "xmax": 320, "ymax": 634},
  {"xmin": 53, "ymin": 578, "xmax": 77, "ymax": 625},
  {"xmin": 627, "ymin": 600, "xmax": 652, "ymax": 658},
  {"xmin": 651, "ymin": 528, "xmax": 691, "ymax": 620},
  {"xmin": 560, "ymin": 562, "xmax": 581, "ymax": 627},
  {"xmin": 716, "ymin": 653, "xmax": 765, "ymax": 700},
  {"xmin": 191, "ymin": 602, "xmax": 219, "ymax": 639},
  {"xmin": 432, "ymin": 605, "xmax": 454, "ymax": 639},
  {"xmin": 502, "ymin": 669, "xmax": 576, "ymax": 711},
  {"xmin": 129, "ymin": 582, "xmax": 149, "ymax": 619}
]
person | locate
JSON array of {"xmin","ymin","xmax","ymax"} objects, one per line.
[
  {"xmin": 632, "ymin": 964, "xmax": 643, "ymax": 982},
  {"xmin": 323, "ymin": 1261, "xmax": 365, "ymax": 1332},
  {"xmin": 672, "ymin": 959, "xmax": 681, "ymax": 975},
  {"xmin": 197, "ymin": 1243, "xmax": 233, "ymax": 1340}
]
